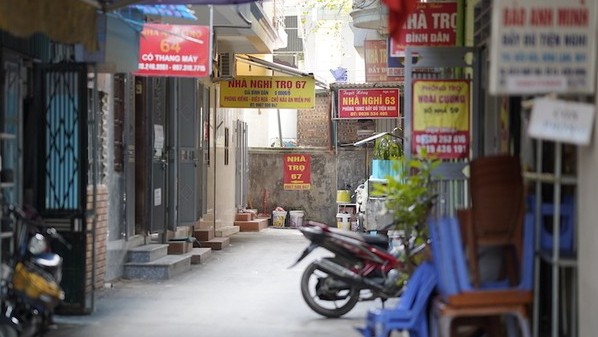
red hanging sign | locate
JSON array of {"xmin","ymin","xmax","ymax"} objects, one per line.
[
  {"xmin": 283, "ymin": 154, "xmax": 311, "ymax": 190},
  {"xmin": 389, "ymin": 2, "xmax": 458, "ymax": 57},
  {"xmin": 136, "ymin": 24, "xmax": 210, "ymax": 78},
  {"xmin": 337, "ymin": 88, "xmax": 400, "ymax": 119}
]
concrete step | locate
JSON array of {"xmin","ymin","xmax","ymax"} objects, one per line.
[
  {"xmin": 216, "ymin": 225, "xmax": 240, "ymax": 237},
  {"xmin": 235, "ymin": 213, "xmax": 254, "ymax": 221},
  {"xmin": 127, "ymin": 244, "xmax": 169, "ymax": 263},
  {"xmin": 188, "ymin": 247, "xmax": 212, "ymax": 264},
  {"xmin": 195, "ymin": 219, "xmax": 224, "ymax": 230},
  {"xmin": 194, "ymin": 229, "xmax": 214, "ymax": 242},
  {"xmin": 235, "ymin": 218, "xmax": 269, "ymax": 232},
  {"xmin": 199, "ymin": 237, "xmax": 230, "ymax": 250},
  {"xmin": 123, "ymin": 254, "xmax": 191, "ymax": 280},
  {"xmin": 167, "ymin": 240, "xmax": 193, "ymax": 254}
]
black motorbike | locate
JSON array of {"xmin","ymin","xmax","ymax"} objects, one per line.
[
  {"xmin": 0, "ymin": 203, "xmax": 67, "ymax": 337},
  {"xmin": 290, "ymin": 220, "xmax": 429, "ymax": 318}
]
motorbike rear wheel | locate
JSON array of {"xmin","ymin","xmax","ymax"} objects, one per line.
[{"xmin": 300, "ymin": 258, "xmax": 359, "ymax": 318}]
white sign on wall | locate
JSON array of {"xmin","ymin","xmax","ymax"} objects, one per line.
[
  {"xmin": 489, "ymin": 0, "xmax": 597, "ymax": 95},
  {"xmin": 529, "ymin": 98, "xmax": 595, "ymax": 145}
]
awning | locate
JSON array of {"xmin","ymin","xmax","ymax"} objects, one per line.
[
  {"xmin": 130, "ymin": 4, "xmax": 197, "ymax": 20},
  {"xmin": 236, "ymin": 54, "xmax": 328, "ymax": 89},
  {"xmin": 0, "ymin": 0, "xmax": 98, "ymax": 51}
]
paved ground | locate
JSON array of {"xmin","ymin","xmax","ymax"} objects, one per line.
[{"xmin": 45, "ymin": 228, "xmax": 389, "ymax": 337}]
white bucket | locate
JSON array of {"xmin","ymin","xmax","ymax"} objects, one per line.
[
  {"xmin": 336, "ymin": 213, "xmax": 351, "ymax": 230},
  {"xmin": 289, "ymin": 210, "xmax": 305, "ymax": 228},
  {"xmin": 272, "ymin": 211, "xmax": 287, "ymax": 228}
]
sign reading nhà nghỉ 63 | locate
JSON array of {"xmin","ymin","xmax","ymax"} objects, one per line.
[
  {"xmin": 411, "ymin": 80, "xmax": 470, "ymax": 159},
  {"xmin": 136, "ymin": 24, "xmax": 210, "ymax": 78},
  {"xmin": 283, "ymin": 154, "xmax": 311, "ymax": 190},
  {"xmin": 338, "ymin": 88, "xmax": 400, "ymax": 119},
  {"xmin": 219, "ymin": 76, "xmax": 315, "ymax": 109}
]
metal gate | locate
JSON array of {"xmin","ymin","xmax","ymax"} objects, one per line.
[
  {"xmin": 34, "ymin": 63, "xmax": 90, "ymax": 314},
  {"xmin": 404, "ymin": 47, "xmax": 482, "ymax": 215},
  {"xmin": 176, "ymin": 78, "xmax": 198, "ymax": 227},
  {"xmin": 235, "ymin": 120, "xmax": 248, "ymax": 209}
]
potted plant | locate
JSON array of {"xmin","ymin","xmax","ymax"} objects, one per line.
[
  {"xmin": 372, "ymin": 133, "xmax": 403, "ymax": 179},
  {"xmin": 374, "ymin": 150, "xmax": 440, "ymax": 282}
]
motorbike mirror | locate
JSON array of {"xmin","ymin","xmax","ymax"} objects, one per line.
[{"xmin": 47, "ymin": 228, "xmax": 72, "ymax": 250}]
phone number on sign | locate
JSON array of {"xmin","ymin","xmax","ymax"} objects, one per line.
[{"xmin": 138, "ymin": 63, "xmax": 206, "ymax": 72}]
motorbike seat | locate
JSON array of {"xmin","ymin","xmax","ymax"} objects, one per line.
[
  {"xmin": 33, "ymin": 253, "xmax": 62, "ymax": 268},
  {"xmin": 362, "ymin": 234, "xmax": 390, "ymax": 250},
  {"xmin": 330, "ymin": 228, "xmax": 389, "ymax": 250}
]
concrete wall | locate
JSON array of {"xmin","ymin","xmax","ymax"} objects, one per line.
[
  {"xmin": 578, "ymin": 94, "xmax": 598, "ymax": 336},
  {"xmin": 248, "ymin": 147, "xmax": 366, "ymax": 225}
]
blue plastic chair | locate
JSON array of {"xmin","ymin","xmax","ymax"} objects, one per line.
[
  {"xmin": 527, "ymin": 194, "xmax": 575, "ymax": 253},
  {"xmin": 357, "ymin": 261, "xmax": 438, "ymax": 337},
  {"xmin": 449, "ymin": 214, "xmax": 534, "ymax": 292},
  {"xmin": 429, "ymin": 215, "xmax": 534, "ymax": 337}
]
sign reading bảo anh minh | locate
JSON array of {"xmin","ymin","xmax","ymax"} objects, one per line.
[
  {"xmin": 338, "ymin": 89, "xmax": 400, "ymax": 119},
  {"xmin": 412, "ymin": 80, "xmax": 470, "ymax": 159},
  {"xmin": 283, "ymin": 154, "xmax": 311, "ymax": 190},
  {"xmin": 136, "ymin": 24, "xmax": 210, "ymax": 78},
  {"xmin": 489, "ymin": 0, "xmax": 597, "ymax": 95},
  {"xmin": 220, "ymin": 76, "xmax": 315, "ymax": 109}
]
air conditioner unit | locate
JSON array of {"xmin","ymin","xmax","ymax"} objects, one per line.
[{"xmin": 216, "ymin": 52, "xmax": 235, "ymax": 80}]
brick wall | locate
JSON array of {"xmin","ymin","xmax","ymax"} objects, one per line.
[
  {"xmin": 297, "ymin": 92, "xmax": 331, "ymax": 147},
  {"xmin": 86, "ymin": 184, "xmax": 108, "ymax": 292}
]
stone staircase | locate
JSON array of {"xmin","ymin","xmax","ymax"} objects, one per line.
[
  {"xmin": 123, "ymin": 227, "xmax": 213, "ymax": 281},
  {"xmin": 234, "ymin": 212, "xmax": 270, "ymax": 232},
  {"xmin": 194, "ymin": 217, "xmax": 240, "ymax": 250},
  {"xmin": 123, "ymin": 244, "xmax": 191, "ymax": 281}
]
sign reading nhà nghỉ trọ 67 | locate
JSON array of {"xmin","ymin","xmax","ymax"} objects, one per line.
[
  {"xmin": 529, "ymin": 98, "xmax": 595, "ymax": 146},
  {"xmin": 136, "ymin": 24, "xmax": 210, "ymax": 78},
  {"xmin": 283, "ymin": 154, "xmax": 311, "ymax": 190},
  {"xmin": 489, "ymin": 0, "xmax": 597, "ymax": 95},
  {"xmin": 219, "ymin": 76, "xmax": 315, "ymax": 109},
  {"xmin": 337, "ymin": 88, "xmax": 400, "ymax": 119}
]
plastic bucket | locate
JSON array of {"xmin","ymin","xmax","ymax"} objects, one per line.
[
  {"xmin": 336, "ymin": 190, "xmax": 351, "ymax": 203},
  {"xmin": 289, "ymin": 210, "xmax": 305, "ymax": 228},
  {"xmin": 272, "ymin": 211, "xmax": 287, "ymax": 228},
  {"xmin": 336, "ymin": 213, "xmax": 351, "ymax": 230}
]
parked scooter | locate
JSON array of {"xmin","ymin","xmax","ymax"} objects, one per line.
[
  {"xmin": 0, "ymin": 203, "xmax": 68, "ymax": 337},
  {"xmin": 290, "ymin": 217, "xmax": 429, "ymax": 318}
]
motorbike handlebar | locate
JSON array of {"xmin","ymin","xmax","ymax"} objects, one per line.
[{"xmin": 3, "ymin": 202, "xmax": 72, "ymax": 249}]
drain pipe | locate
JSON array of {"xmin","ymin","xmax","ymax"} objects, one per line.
[{"xmin": 277, "ymin": 109, "xmax": 283, "ymax": 147}]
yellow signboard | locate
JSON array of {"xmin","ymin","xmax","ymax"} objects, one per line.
[
  {"xmin": 413, "ymin": 80, "xmax": 469, "ymax": 131},
  {"xmin": 412, "ymin": 79, "xmax": 470, "ymax": 159},
  {"xmin": 219, "ymin": 76, "xmax": 315, "ymax": 109}
]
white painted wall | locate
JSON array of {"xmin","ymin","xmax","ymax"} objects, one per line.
[{"xmin": 578, "ymin": 93, "xmax": 598, "ymax": 336}]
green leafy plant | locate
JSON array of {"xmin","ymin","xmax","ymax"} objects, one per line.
[
  {"xmin": 373, "ymin": 134, "xmax": 403, "ymax": 160},
  {"xmin": 375, "ymin": 150, "xmax": 440, "ymax": 275}
]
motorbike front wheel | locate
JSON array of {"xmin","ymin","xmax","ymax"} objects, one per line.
[
  {"xmin": 0, "ymin": 324, "xmax": 18, "ymax": 337},
  {"xmin": 300, "ymin": 258, "xmax": 360, "ymax": 318}
]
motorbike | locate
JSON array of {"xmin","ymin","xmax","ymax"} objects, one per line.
[
  {"xmin": 0, "ymin": 203, "xmax": 68, "ymax": 337},
  {"xmin": 290, "ymin": 219, "xmax": 429, "ymax": 318}
]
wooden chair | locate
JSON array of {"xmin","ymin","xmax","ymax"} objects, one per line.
[{"xmin": 459, "ymin": 155, "xmax": 525, "ymax": 288}]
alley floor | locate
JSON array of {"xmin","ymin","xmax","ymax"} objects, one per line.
[{"xmin": 45, "ymin": 227, "xmax": 384, "ymax": 337}]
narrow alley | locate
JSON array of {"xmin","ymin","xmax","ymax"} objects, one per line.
[{"xmin": 46, "ymin": 228, "xmax": 378, "ymax": 337}]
